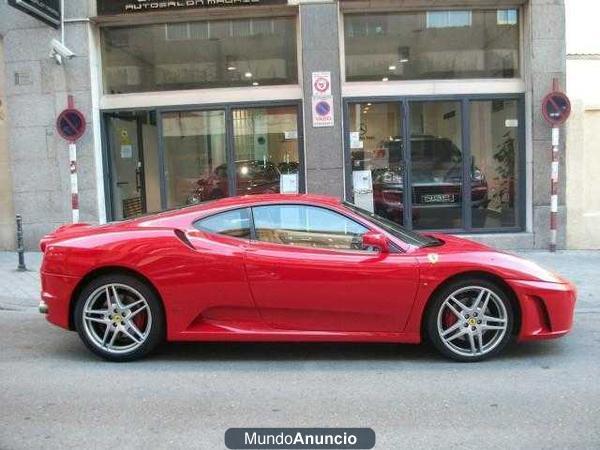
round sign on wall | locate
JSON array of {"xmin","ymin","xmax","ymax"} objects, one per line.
[
  {"xmin": 56, "ymin": 108, "xmax": 86, "ymax": 142},
  {"xmin": 315, "ymin": 100, "xmax": 331, "ymax": 116},
  {"xmin": 542, "ymin": 91, "xmax": 571, "ymax": 126}
]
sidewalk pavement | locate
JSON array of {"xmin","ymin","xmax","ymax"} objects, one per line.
[
  {"xmin": 0, "ymin": 250, "xmax": 597, "ymax": 311},
  {"xmin": 0, "ymin": 252, "xmax": 42, "ymax": 310}
]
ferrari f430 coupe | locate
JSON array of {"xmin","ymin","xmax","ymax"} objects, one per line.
[{"xmin": 39, "ymin": 194, "xmax": 576, "ymax": 362}]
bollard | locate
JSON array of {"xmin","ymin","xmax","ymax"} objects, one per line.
[{"xmin": 16, "ymin": 215, "xmax": 27, "ymax": 271}]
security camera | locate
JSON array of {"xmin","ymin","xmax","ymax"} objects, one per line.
[{"xmin": 50, "ymin": 39, "xmax": 75, "ymax": 64}]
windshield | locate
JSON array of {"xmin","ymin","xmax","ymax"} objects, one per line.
[{"xmin": 343, "ymin": 201, "xmax": 441, "ymax": 247}]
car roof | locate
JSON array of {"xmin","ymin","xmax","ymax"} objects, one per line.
[
  {"xmin": 203, "ymin": 193, "xmax": 340, "ymax": 209},
  {"xmin": 133, "ymin": 194, "xmax": 343, "ymax": 228}
]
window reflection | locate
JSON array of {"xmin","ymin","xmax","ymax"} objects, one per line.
[
  {"xmin": 162, "ymin": 110, "xmax": 227, "ymax": 208},
  {"xmin": 232, "ymin": 106, "xmax": 300, "ymax": 195},
  {"xmin": 253, "ymin": 205, "xmax": 368, "ymax": 250},
  {"xmin": 344, "ymin": 9, "xmax": 520, "ymax": 81},
  {"xmin": 349, "ymin": 102, "xmax": 404, "ymax": 224},
  {"xmin": 470, "ymin": 100, "xmax": 519, "ymax": 228},
  {"xmin": 410, "ymin": 102, "xmax": 464, "ymax": 230},
  {"xmin": 101, "ymin": 17, "xmax": 297, "ymax": 94}
]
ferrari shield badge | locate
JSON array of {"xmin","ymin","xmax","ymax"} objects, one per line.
[{"xmin": 427, "ymin": 253, "xmax": 439, "ymax": 264}]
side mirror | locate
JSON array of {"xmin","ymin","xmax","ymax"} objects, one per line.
[{"xmin": 362, "ymin": 231, "xmax": 389, "ymax": 253}]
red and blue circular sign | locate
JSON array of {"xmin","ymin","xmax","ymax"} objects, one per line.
[
  {"xmin": 542, "ymin": 91, "xmax": 571, "ymax": 126},
  {"xmin": 315, "ymin": 100, "xmax": 331, "ymax": 116},
  {"xmin": 56, "ymin": 108, "xmax": 86, "ymax": 142},
  {"xmin": 313, "ymin": 76, "xmax": 330, "ymax": 94}
]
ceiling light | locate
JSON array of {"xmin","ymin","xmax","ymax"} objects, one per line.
[
  {"xmin": 367, "ymin": 103, "xmax": 372, "ymax": 106},
  {"xmin": 399, "ymin": 58, "xmax": 409, "ymax": 63},
  {"xmin": 382, "ymin": 77, "xmax": 389, "ymax": 82},
  {"xmin": 227, "ymin": 66, "xmax": 237, "ymax": 71},
  {"xmin": 252, "ymin": 82, "xmax": 259, "ymax": 86},
  {"xmin": 388, "ymin": 65, "xmax": 396, "ymax": 71},
  {"xmin": 244, "ymin": 72, "xmax": 253, "ymax": 78}
]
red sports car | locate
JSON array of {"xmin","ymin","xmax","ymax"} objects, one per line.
[{"xmin": 39, "ymin": 194, "xmax": 576, "ymax": 362}]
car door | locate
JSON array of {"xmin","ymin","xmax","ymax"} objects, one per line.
[
  {"xmin": 244, "ymin": 204, "xmax": 420, "ymax": 333},
  {"xmin": 183, "ymin": 208, "xmax": 263, "ymax": 327}
]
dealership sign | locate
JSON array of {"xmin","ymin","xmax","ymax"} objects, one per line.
[
  {"xmin": 8, "ymin": 0, "xmax": 60, "ymax": 28},
  {"xmin": 97, "ymin": 0, "xmax": 288, "ymax": 15}
]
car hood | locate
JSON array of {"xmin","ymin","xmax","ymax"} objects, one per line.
[{"xmin": 416, "ymin": 233, "xmax": 567, "ymax": 283}]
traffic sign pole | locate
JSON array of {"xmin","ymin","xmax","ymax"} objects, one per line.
[
  {"xmin": 541, "ymin": 79, "xmax": 571, "ymax": 253},
  {"xmin": 57, "ymin": 95, "xmax": 85, "ymax": 223},
  {"xmin": 69, "ymin": 142, "xmax": 79, "ymax": 223},
  {"xmin": 550, "ymin": 127, "xmax": 559, "ymax": 252}
]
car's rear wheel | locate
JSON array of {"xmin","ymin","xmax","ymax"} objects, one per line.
[
  {"xmin": 74, "ymin": 274, "xmax": 164, "ymax": 362},
  {"xmin": 426, "ymin": 278, "xmax": 514, "ymax": 362}
]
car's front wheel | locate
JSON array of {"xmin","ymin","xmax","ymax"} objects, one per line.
[
  {"xmin": 74, "ymin": 274, "xmax": 164, "ymax": 362},
  {"xmin": 426, "ymin": 278, "xmax": 515, "ymax": 362}
]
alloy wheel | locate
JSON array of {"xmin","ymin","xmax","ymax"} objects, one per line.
[
  {"xmin": 436, "ymin": 286, "xmax": 509, "ymax": 358},
  {"xmin": 81, "ymin": 283, "xmax": 152, "ymax": 355}
]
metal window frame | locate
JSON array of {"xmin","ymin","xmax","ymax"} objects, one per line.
[
  {"xmin": 101, "ymin": 100, "xmax": 305, "ymax": 221},
  {"xmin": 342, "ymin": 93, "xmax": 526, "ymax": 234}
]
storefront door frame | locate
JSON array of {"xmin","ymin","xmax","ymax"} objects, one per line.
[
  {"xmin": 342, "ymin": 93, "xmax": 526, "ymax": 234},
  {"xmin": 102, "ymin": 100, "xmax": 305, "ymax": 221}
]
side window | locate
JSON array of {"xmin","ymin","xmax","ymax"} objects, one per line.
[
  {"xmin": 195, "ymin": 208, "xmax": 251, "ymax": 239},
  {"xmin": 252, "ymin": 205, "xmax": 369, "ymax": 250}
]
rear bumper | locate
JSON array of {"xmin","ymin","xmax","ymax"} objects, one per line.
[
  {"xmin": 507, "ymin": 279, "xmax": 576, "ymax": 341},
  {"xmin": 40, "ymin": 271, "xmax": 80, "ymax": 330}
]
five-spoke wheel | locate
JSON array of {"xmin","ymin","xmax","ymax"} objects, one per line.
[
  {"xmin": 427, "ymin": 278, "xmax": 514, "ymax": 361},
  {"xmin": 74, "ymin": 274, "xmax": 164, "ymax": 361}
]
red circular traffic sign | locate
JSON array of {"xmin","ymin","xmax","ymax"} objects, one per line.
[
  {"xmin": 542, "ymin": 91, "xmax": 571, "ymax": 126},
  {"xmin": 313, "ymin": 76, "xmax": 330, "ymax": 93},
  {"xmin": 56, "ymin": 108, "xmax": 86, "ymax": 142}
]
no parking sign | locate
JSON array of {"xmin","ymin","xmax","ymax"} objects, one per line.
[
  {"xmin": 312, "ymin": 97, "xmax": 334, "ymax": 127},
  {"xmin": 311, "ymin": 71, "xmax": 334, "ymax": 127},
  {"xmin": 56, "ymin": 96, "xmax": 85, "ymax": 223},
  {"xmin": 56, "ymin": 107, "xmax": 86, "ymax": 143}
]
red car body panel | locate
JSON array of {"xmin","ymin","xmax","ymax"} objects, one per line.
[{"xmin": 40, "ymin": 194, "xmax": 576, "ymax": 345}]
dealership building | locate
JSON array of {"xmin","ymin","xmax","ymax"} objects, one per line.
[{"xmin": 0, "ymin": 0, "xmax": 567, "ymax": 250}]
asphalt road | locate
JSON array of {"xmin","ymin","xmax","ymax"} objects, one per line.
[{"xmin": 1, "ymin": 306, "xmax": 599, "ymax": 450}]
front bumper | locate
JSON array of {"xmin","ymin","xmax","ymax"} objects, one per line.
[{"xmin": 507, "ymin": 279, "xmax": 577, "ymax": 341}]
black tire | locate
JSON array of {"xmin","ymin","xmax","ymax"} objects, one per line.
[
  {"xmin": 74, "ymin": 274, "xmax": 165, "ymax": 362},
  {"xmin": 425, "ymin": 277, "xmax": 515, "ymax": 362}
]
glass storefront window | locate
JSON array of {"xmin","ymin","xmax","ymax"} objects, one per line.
[
  {"xmin": 470, "ymin": 99, "xmax": 520, "ymax": 229},
  {"xmin": 104, "ymin": 104, "xmax": 302, "ymax": 220},
  {"xmin": 162, "ymin": 110, "xmax": 227, "ymax": 208},
  {"xmin": 106, "ymin": 111, "xmax": 161, "ymax": 220},
  {"xmin": 345, "ymin": 97, "xmax": 523, "ymax": 233},
  {"xmin": 232, "ymin": 106, "xmax": 300, "ymax": 196},
  {"xmin": 410, "ymin": 101, "xmax": 463, "ymax": 230},
  {"xmin": 344, "ymin": 9, "xmax": 520, "ymax": 81},
  {"xmin": 101, "ymin": 17, "xmax": 298, "ymax": 94},
  {"xmin": 348, "ymin": 102, "xmax": 404, "ymax": 225}
]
